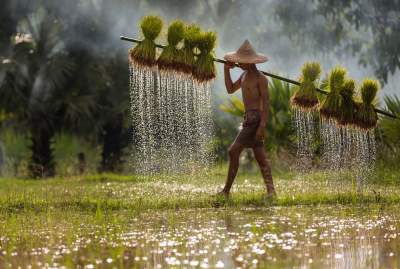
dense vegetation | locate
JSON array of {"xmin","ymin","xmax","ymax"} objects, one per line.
[{"xmin": 1, "ymin": 0, "xmax": 399, "ymax": 178}]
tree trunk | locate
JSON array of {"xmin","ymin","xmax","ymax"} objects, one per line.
[
  {"xmin": 29, "ymin": 123, "xmax": 55, "ymax": 178},
  {"xmin": 77, "ymin": 152, "xmax": 86, "ymax": 175},
  {"xmin": 99, "ymin": 113, "xmax": 124, "ymax": 172}
]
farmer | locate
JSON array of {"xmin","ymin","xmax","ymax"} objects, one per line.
[{"xmin": 218, "ymin": 40, "xmax": 276, "ymax": 198}]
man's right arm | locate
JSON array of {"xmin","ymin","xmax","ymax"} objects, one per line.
[{"xmin": 224, "ymin": 63, "xmax": 241, "ymax": 94}]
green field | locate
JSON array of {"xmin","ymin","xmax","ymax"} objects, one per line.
[
  {"xmin": 1, "ymin": 164, "xmax": 400, "ymax": 214},
  {"xmin": 1, "ymin": 165, "xmax": 400, "ymax": 268}
]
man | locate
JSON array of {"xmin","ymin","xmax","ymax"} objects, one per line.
[{"xmin": 219, "ymin": 39, "xmax": 276, "ymax": 198}]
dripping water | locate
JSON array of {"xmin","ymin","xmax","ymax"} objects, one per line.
[
  {"xmin": 353, "ymin": 129, "xmax": 376, "ymax": 191},
  {"xmin": 320, "ymin": 118, "xmax": 342, "ymax": 171},
  {"xmin": 320, "ymin": 117, "xmax": 376, "ymax": 191},
  {"xmin": 292, "ymin": 107, "xmax": 316, "ymax": 171},
  {"xmin": 129, "ymin": 63, "xmax": 214, "ymax": 174}
]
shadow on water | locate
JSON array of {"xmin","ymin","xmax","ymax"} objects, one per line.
[{"xmin": 1, "ymin": 205, "xmax": 399, "ymax": 268}]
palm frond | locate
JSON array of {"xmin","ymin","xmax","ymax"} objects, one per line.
[
  {"xmin": 380, "ymin": 95, "xmax": 400, "ymax": 149},
  {"xmin": 219, "ymin": 96, "xmax": 244, "ymax": 117}
]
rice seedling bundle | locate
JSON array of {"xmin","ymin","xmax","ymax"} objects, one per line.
[
  {"xmin": 319, "ymin": 66, "xmax": 347, "ymax": 121},
  {"xmin": 338, "ymin": 78, "xmax": 356, "ymax": 126},
  {"xmin": 350, "ymin": 79, "xmax": 379, "ymax": 189},
  {"xmin": 193, "ymin": 31, "xmax": 217, "ymax": 83},
  {"xmin": 291, "ymin": 61, "xmax": 321, "ymax": 110},
  {"xmin": 128, "ymin": 16, "xmax": 215, "ymax": 174},
  {"xmin": 157, "ymin": 19, "xmax": 185, "ymax": 72},
  {"xmin": 176, "ymin": 24, "xmax": 201, "ymax": 75},
  {"xmin": 355, "ymin": 79, "xmax": 379, "ymax": 130},
  {"xmin": 129, "ymin": 15, "xmax": 163, "ymax": 67}
]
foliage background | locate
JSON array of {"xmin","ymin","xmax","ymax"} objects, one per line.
[{"xmin": 0, "ymin": 0, "xmax": 399, "ymax": 177}]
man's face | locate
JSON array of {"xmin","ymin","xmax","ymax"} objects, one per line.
[{"xmin": 238, "ymin": 63, "xmax": 251, "ymax": 70}]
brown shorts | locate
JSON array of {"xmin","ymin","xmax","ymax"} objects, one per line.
[{"xmin": 233, "ymin": 109, "xmax": 264, "ymax": 148}]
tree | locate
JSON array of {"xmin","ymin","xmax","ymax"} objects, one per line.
[
  {"xmin": 274, "ymin": 0, "xmax": 400, "ymax": 83},
  {"xmin": 0, "ymin": 8, "xmax": 97, "ymax": 177},
  {"xmin": 96, "ymin": 58, "xmax": 131, "ymax": 172},
  {"xmin": 380, "ymin": 95, "xmax": 400, "ymax": 151},
  {"xmin": 57, "ymin": 1, "xmax": 132, "ymax": 172}
]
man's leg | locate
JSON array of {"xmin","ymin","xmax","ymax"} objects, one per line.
[
  {"xmin": 221, "ymin": 142, "xmax": 244, "ymax": 194},
  {"xmin": 253, "ymin": 146, "xmax": 276, "ymax": 196}
]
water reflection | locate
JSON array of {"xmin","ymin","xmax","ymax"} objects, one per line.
[{"xmin": 0, "ymin": 206, "xmax": 399, "ymax": 268}]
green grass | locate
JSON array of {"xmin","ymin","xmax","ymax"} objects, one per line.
[
  {"xmin": 1, "ymin": 164, "xmax": 400, "ymax": 268},
  {"xmin": 1, "ymin": 164, "xmax": 400, "ymax": 214}
]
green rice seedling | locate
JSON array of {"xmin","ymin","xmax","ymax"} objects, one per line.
[
  {"xmin": 193, "ymin": 31, "xmax": 217, "ymax": 83},
  {"xmin": 338, "ymin": 78, "xmax": 356, "ymax": 126},
  {"xmin": 129, "ymin": 15, "xmax": 163, "ymax": 67},
  {"xmin": 177, "ymin": 24, "xmax": 201, "ymax": 74},
  {"xmin": 319, "ymin": 66, "xmax": 347, "ymax": 121},
  {"xmin": 157, "ymin": 19, "xmax": 185, "ymax": 71},
  {"xmin": 355, "ymin": 79, "xmax": 379, "ymax": 130},
  {"xmin": 291, "ymin": 61, "xmax": 321, "ymax": 110}
]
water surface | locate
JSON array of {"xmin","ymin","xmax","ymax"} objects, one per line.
[{"xmin": 1, "ymin": 205, "xmax": 399, "ymax": 268}]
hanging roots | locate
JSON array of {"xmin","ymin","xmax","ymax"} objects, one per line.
[
  {"xmin": 193, "ymin": 31, "xmax": 217, "ymax": 83},
  {"xmin": 291, "ymin": 61, "xmax": 321, "ymax": 110},
  {"xmin": 319, "ymin": 66, "xmax": 347, "ymax": 122},
  {"xmin": 157, "ymin": 19, "xmax": 185, "ymax": 72},
  {"xmin": 355, "ymin": 79, "xmax": 379, "ymax": 130},
  {"xmin": 129, "ymin": 15, "xmax": 163, "ymax": 67}
]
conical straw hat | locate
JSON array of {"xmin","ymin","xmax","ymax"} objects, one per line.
[{"xmin": 224, "ymin": 39, "xmax": 268, "ymax": 64}]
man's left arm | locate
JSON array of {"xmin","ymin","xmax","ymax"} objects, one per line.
[{"xmin": 256, "ymin": 75, "xmax": 269, "ymax": 140}]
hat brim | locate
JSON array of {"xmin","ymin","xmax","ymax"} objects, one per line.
[{"xmin": 223, "ymin": 52, "xmax": 268, "ymax": 64}]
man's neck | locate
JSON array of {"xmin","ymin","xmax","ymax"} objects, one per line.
[{"xmin": 248, "ymin": 64, "xmax": 258, "ymax": 73}]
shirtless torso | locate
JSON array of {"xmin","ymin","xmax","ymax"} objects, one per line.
[
  {"xmin": 219, "ymin": 62, "xmax": 276, "ymax": 197},
  {"xmin": 241, "ymin": 70, "xmax": 265, "ymax": 111},
  {"xmin": 224, "ymin": 63, "xmax": 269, "ymax": 140}
]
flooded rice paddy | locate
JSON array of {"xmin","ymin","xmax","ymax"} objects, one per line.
[
  {"xmin": 1, "ymin": 167, "xmax": 400, "ymax": 268},
  {"xmin": 1, "ymin": 206, "xmax": 400, "ymax": 268}
]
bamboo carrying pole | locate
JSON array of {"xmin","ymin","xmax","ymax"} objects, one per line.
[{"xmin": 121, "ymin": 36, "xmax": 398, "ymax": 119}]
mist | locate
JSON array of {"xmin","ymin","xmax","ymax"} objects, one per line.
[{"xmin": 5, "ymin": 0, "xmax": 399, "ymax": 99}]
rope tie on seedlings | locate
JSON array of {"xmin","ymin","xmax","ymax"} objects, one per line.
[{"xmin": 129, "ymin": 15, "xmax": 163, "ymax": 67}]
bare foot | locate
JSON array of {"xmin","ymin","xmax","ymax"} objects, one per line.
[
  {"xmin": 214, "ymin": 191, "xmax": 230, "ymax": 199},
  {"xmin": 264, "ymin": 191, "xmax": 277, "ymax": 201}
]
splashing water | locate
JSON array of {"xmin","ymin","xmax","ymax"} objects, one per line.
[
  {"xmin": 129, "ymin": 63, "xmax": 214, "ymax": 174},
  {"xmin": 292, "ymin": 108, "xmax": 316, "ymax": 171}
]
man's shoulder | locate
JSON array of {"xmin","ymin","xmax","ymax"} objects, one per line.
[{"xmin": 257, "ymin": 71, "xmax": 268, "ymax": 83}]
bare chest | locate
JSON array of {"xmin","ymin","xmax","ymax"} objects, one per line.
[{"xmin": 241, "ymin": 73, "xmax": 260, "ymax": 99}]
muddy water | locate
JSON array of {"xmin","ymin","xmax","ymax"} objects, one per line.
[{"xmin": 1, "ymin": 205, "xmax": 400, "ymax": 268}]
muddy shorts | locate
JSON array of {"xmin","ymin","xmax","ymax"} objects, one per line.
[{"xmin": 233, "ymin": 109, "xmax": 264, "ymax": 148}]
